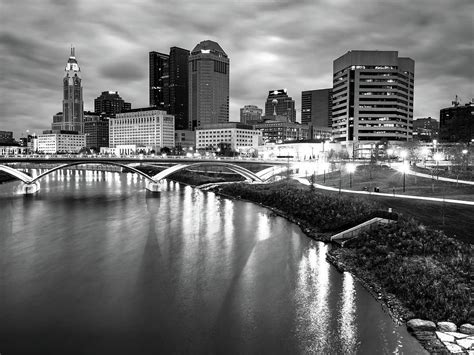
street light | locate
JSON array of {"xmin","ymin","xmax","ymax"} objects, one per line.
[
  {"xmin": 433, "ymin": 152, "xmax": 443, "ymax": 180},
  {"xmin": 346, "ymin": 163, "xmax": 356, "ymax": 188},
  {"xmin": 387, "ymin": 148, "xmax": 393, "ymax": 167},
  {"xmin": 462, "ymin": 149, "xmax": 468, "ymax": 171},
  {"xmin": 400, "ymin": 161, "xmax": 409, "ymax": 192}
]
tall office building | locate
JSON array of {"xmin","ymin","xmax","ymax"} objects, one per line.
[
  {"xmin": 149, "ymin": 47, "xmax": 190, "ymax": 130},
  {"xmin": 149, "ymin": 51, "xmax": 169, "ymax": 109},
  {"xmin": 240, "ymin": 105, "xmax": 262, "ymax": 124},
  {"xmin": 264, "ymin": 89, "xmax": 296, "ymax": 122},
  {"xmin": 59, "ymin": 48, "xmax": 84, "ymax": 133},
  {"xmin": 332, "ymin": 50, "xmax": 414, "ymax": 156},
  {"xmin": 188, "ymin": 40, "xmax": 229, "ymax": 129},
  {"xmin": 439, "ymin": 100, "xmax": 473, "ymax": 143},
  {"xmin": 94, "ymin": 91, "xmax": 131, "ymax": 116},
  {"xmin": 83, "ymin": 111, "xmax": 109, "ymax": 150},
  {"xmin": 301, "ymin": 89, "xmax": 332, "ymax": 128}
]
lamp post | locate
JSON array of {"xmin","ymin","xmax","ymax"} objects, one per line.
[
  {"xmin": 387, "ymin": 148, "xmax": 393, "ymax": 167},
  {"xmin": 346, "ymin": 163, "xmax": 356, "ymax": 188},
  {"xmin": 462, "ymin": 149, "xmax": 468, "ymax": 171},
  {"xmin": 433, "ymin": 152, "xmax": 442, "ymax": 180},
  {"xmin": 401, "ymin": 161, "xmax": 409, "ymax": 192}
]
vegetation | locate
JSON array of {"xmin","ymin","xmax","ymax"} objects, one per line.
[
  {"xmin": 217, "ymin": 181, "xmax": 378, "ymax": 232},
  {"xmin": 330, "ymin": 218, "xmax": 472, "ymax": 325}
]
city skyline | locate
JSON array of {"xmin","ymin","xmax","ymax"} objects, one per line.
[{"xmin": 1, "ymin": 0, "xmax": 473, "ymax": 136}]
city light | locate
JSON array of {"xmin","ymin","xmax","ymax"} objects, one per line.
[{"xmin": 346, "ymin": 163, "xmax": 356, "ymax": 188}]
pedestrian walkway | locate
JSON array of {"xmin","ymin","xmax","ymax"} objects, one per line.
[
  {"xmin": 294, "ymin": 177, "xmax": 474, "ymax": 206},
  {"xmin": 393, "ymin": 163, "xmax": 474, "ymax": 186}
]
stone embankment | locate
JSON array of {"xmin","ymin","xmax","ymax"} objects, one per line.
[{"xmin": 407, "ymin": 319, "xmax": 474, "ymax": 354}]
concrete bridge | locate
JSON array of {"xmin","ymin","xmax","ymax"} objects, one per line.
[{"xmin": 0, "ymin": 157, "xmax": 288, "ymax": 194}]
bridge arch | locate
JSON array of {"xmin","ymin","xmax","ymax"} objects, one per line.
[
  {"xmin": 0, "ymin": 164, "xmax": 33, "ymax": 183},
  {"xmin": 29, "ymin": 161, "xmax": 155, "ymax": 183},
  {"xmin": 152, "ymin": 162, "xmax": 264, "ymax": 182}
]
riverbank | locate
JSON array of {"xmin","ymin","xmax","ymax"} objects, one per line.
[{"xmin": 208, "ymin": 180, "xmax": 473, "ymax": 354}]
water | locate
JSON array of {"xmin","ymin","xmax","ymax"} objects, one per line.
[{"xmin": 0, "ymin": 170, "xmax": 426, "ymax": 354}]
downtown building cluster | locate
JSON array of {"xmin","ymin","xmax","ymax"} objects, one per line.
[{"xmin": 4, "ymin": 43, "xmax": 472, "ymax": 158}]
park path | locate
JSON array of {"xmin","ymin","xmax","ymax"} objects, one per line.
[{"xmin": 294, "ymin": 176, "xmax": 474, "ymax": 206}]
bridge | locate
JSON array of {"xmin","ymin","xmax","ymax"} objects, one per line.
[{"xmin": 0, "ymin": 157, "xmax": 289, "ymax": 194}]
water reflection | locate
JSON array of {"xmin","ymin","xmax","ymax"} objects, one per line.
[{"xmin": 0, "ymin": 171, "xmax": 427, "ymax": 354}]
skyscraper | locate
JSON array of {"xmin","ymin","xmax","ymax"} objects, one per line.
[
  {"xmin": 332, "ymin": 50, "xmax": 414, "ymax": 156},
  {"xmin": 264, "ymin": 89, "xmax": 296, "ymax": 122},
  {"xmin": 169, "ymin": 47, "xmax": 190, "ymax": 130},
  {"xmin": 94, "ymin": 91, "xmax": 131, "ymax": 116},
  {"xmin": 439, "ymin": 100, "xmax": 473, "ymax": 143},
  {"xmin": 188, "ymin": 40, "xmax": 229, "ymax": 129},
  {"xmin": 149, "ymin": 51, "xmax": 169, "ymax": 109},
  {"xmin": 60, "ymin": 48, "xmax": 84, "ymax": 133}
]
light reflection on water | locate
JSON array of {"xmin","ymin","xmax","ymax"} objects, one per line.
[{"xmin": 0, "ymin": 170, "xmax": 427, "ymax": 354}]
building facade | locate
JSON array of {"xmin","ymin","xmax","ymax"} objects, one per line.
[
  {"xmin": 254, "ymin": 121, "xmax": 309, "ymax": 143},
  {"xmin": 264, "ymin": 89, "xmax": 296, "ymax": 122},
  {"xmin": 37, "ymin": 130, "xmax": 85, "ymax": 154},
  {"xmin": 332, "ymin": 50, "xmax": 414, "ymax": 157},
  {"xmin": 439, "ymin": 101, "xmax": 473, "ymax": 143},
  {"xmin": 83, "ymin": 112, "xmax": 109, "ymax": 150},
  {"xmin": 240, "ymin": 105, "xmax": 263, "ymax": 124},
  {"xmin": 301, "ymin": 89, "xmax": 332, "ymax": 128},
  {"xmin": 59, "ymin": 48, "xmax": 84, "ymax": 133},
  {"xmin": 149, "ymin": 51, "xmax": 169, "ymax": 108},
  {"xmin": 189, "ymin": 40, "xmax": 230, "ymax": 129},
  {"xmin": 94, "ymin": 91, "xmax": 131, "ymax": 116},
  {"xmin": 110, "ymin": 108, "xmax": 174, "ymax": 151},
  {"xmin": 413, "ymin": 117, "xmax": 439, "ymax": 142},
  {"xmin": 195, "ymin": 123, "xmax": 262, "ymax": 151},
  {"xmin": 175, "ymin": 130, "xmax": 195, "ymax": 151}
]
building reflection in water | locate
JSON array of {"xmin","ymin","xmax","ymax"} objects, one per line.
[{"xmin": 339, "ymin": 271, "xmax": 357, "ymax": 354}]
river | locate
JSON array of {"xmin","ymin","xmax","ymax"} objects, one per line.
[{"xmin": 0, "ymin": 169, "xmax": 426, "ymax": 354}]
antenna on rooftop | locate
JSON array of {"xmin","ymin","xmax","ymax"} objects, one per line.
[{"xmin": 452, "ymin": 95, "xmax": 460, "ymax": 107}]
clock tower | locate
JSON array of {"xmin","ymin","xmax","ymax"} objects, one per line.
[{"xmin": 62, "ymin": 47, "xmax": 84, "ymax": 133}]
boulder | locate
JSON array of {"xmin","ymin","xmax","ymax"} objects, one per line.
[
  {"xmin": 437, "ymin": 321, "xmax": 457, "ymax": 332},
  {"xmin": 459, "ymin": 324, "xmax": 474, "ymax": 335},
  {"xmin": 436, "ymin": 331, "xmax": 454, "ymax": 343},
  {"xmin": 442, "ymin": 342, "xmax": 464, "ymax": 353},
  {"xmin": 456, "ymin": 337, "xmax": 474, "ymax": 349},
  {"xmin": 407, "ymin": 319, "xmax": 436, "ymax": 332}
]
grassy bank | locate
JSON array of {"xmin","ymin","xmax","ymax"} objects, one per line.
[{"xmin": 329, "ymin": 218, "xmax": 472, "ymax": 326}]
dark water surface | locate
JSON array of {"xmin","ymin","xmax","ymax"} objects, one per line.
[{"xmin": 0, "ymin": 170, "xmax": 426, "ymax": 354}]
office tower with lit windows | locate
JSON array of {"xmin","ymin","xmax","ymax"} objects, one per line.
[
  {"xmin": 188, "ymin": 40, "xmax": 229, "ymax": 129},
  {"xmin": 332, "ymin": 50, "xmax": 414, "ymax": 157},
  {"xmin": 264, "ymin": 89, "xmax": 296, "ymax": 122}
]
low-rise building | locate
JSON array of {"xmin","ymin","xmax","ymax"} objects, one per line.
[
  {"xmin": 0, "ymin": 131, "xmax": 14, "ymax": 145},
  {"xmin": 254, "ymin": 121, "xmax": 309, "ymax": 143},
  {"xmin": 83, "ymin": 111, "xmax": 109, "ymax": 150},
  {"xmin": 175, "ymin": 130, "xmax": 195, "ymax": 151},
  {"xmin": 195, "ymin": 122, "xmax": 262, "ymax": 152},
  {"xmin": 37, "ymin": 130, "xmax": 85, "ymax": 153},
  {"xmin": 110, "ymin": 107, "xmax": 175, "ymax": 151}
]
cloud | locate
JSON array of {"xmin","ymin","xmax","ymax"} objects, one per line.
[{"xmin": 0, "ymin": 0, "xmax": 472, "ymax": 136}]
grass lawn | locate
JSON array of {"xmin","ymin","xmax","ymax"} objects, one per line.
[{"xmin": 310, "ymin": 165, "xmax": 474, "ymax": 244}]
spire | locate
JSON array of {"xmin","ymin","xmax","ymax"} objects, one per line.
[{"xmin": 70, "ymin": 46, "xmax": 75, "ymax": 57}]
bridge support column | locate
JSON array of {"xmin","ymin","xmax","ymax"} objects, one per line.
[
  {"xmin": 146, "ymin": 180, "xmax": 163, "ymax": 193},
  {"xmin": 19, "ymin": 182, "xmax": 40, "ymax": 195}
]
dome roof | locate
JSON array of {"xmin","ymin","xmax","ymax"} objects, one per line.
[{"xmin": 191, "ymin": 40, "xmax": 227, "ymax": 57}]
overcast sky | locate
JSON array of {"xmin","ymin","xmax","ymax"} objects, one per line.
[{"xmin": 1, "ymin": 0, "xmax": 473, "ymax": 137}]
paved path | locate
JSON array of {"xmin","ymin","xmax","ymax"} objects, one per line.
[
  {"xmin": 392, "ymin": 162, "xmax": 474, "ymax": 185},
  {"xmin": 294, "ymin": 176, "xmax": 474, "ymax": 206}
]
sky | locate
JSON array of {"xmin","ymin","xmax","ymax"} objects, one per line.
[{"xmin": 1, "ymin": 0, "xmax": 473, "ymax": 137}]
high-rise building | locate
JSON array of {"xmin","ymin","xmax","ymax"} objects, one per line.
[
  {"xmin": 332, "ymin": 50, "xmax": 414, "ymax": 157},
  {"xmin": 149, "ymin": 51, "xmax": 169, "ymax": 109},
  {"xmin": 301, "ymin": 89, "xmax": 332, "ymax": 128},
  {"xmin": 149, "ymin": 47, "xmax": 190, "ymax": 130},
  {"xmin": 94, "ymin": 91, "xmax": 131, "ymax": 116},
  {"xmin": 57, "ymin": 48, "xmax": 84, "ymax": 133},
  {"xmin": 169, "ymin": 47, "xmax": 190, "ymax": 130},
  {"xmin": 439, "ymin": 100, "xmax": 473, "ymax": 143},
  {"xmin": 188, "ymin": 40, "xmax": 230, "ymax": 129},
  {"xmin": 240, "ymin": 105, "xmax": 263, "ymax": 124},
  {"xmin": 83, "ymin": 111, "xmax": 109, "ymax": 150},
  {"xmin": 0, "ymin": 131, "xmax": 14, "ymax": 145},
  {"xmin": 264, "ymin": 89, "xmax": 296, "ymax": 122}
]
